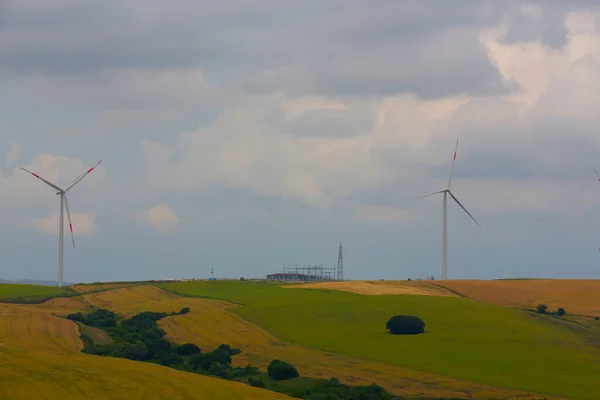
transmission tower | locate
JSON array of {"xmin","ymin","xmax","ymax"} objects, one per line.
[{"xmin": 337, "ymin": 241, "xmax": 344, "ymax": 281}]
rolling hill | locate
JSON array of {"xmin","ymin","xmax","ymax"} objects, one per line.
[
  {"xmin": 3, "ymin": 279, "xmax": 598, "ymax": 399},
  {"xmin": 0, "ymin": 289, "xmax": 293, "ymax": 400},
  {"xmin": 162, "ymin": 280, "xmax": 600, "ymax": 400}
]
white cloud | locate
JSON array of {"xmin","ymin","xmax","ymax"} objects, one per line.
[
  {"xmin": 0, "ymin": 153, "xmax": 108, "ymax": 208},
  {"xmin": 134, "ymin": 205, "xmax": 180, "ymax": 234},
  {"xmin": 4, "ymin": 141, "xmax": 21, "ymax": 167},
  {"xmin": 354, "ymin": 206, "xmax": 412, "ymax": 223},
  {"xmin": 31, "ymin": 211, "xmax": 98, "ymax": 237},
  {"xmin": 136, "ymin": 93, "xmax": 387, "ymax": 208}
]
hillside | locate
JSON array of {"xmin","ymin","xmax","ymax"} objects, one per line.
[
  {"xmin": 162, "ymin": 280, "xmax": 600, "ymax": 400},
  {"xmin": 0, "ymin": 283, "xmax": 67, "ymax": 302},
  {"xmin": 76, "ymin": 285, "xmax": 549, "ymax": 399},
  {"xmin": 0, "ymin": 291, "xmax": 293, "ymax": 400},
  {"xmin": 433, "ymin": 279, "xmax": 600, "ymax": 317},
  {"xmin": 3, "ymin": 280, "xmax": 597, "ymax": 399}
]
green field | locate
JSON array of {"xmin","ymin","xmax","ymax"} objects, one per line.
[
  {"xmin": 162, "ymin": 280, "xmax": 600, "ymax": 400},
  {"xmin": 0, "ymin": 283, "xmax": 66, "ymax": 301}
]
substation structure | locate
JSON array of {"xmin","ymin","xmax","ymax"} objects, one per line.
[{"xmin": 267, "ymin": 264, "xmax": 336, "ymax": 282}]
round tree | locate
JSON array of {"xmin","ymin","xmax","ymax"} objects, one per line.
[
  {"xmin": 386, "ymin": 315, "xmax": 425, "ymax": 335},
  {"xmin": 267, "ymin": 359, "xmax": 299, "ymax": 380}
]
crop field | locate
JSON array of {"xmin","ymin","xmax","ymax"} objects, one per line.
[
  {"xmin": 0, "ymin": 283, "xmax": 66, "ymax": 300},
  {"xmin": 79, "ymin": 285, "xmax": 549, "ymax": 399},
  {"xmin": 288, "ymin": 280, "xmax": 457, "ymax": 296},
  {"xmin": 433, "ymin": 279, "xmax": 600, "ymax": 316},
  {"xmin": 0, "ymin": 303, "xmax": 81, "ymax": 353},
  {"xmin": 70, "ymin": 283, "xmax": 135, "ymax": 293},
  {"xmin": 163, "ymin": 280, "xmax": 600, "ymax": 400},
  {"xmin": 0, "ymin": 293, "xmax": 292, "ymax": 400},
  {"xmin": 0, "ymin": 350, "xmax": 292, "ymax": 400}
]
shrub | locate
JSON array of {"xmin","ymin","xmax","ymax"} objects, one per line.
[
  {"xmin": 114, "ymin": 342, "xmax": 148, "ymax": 361},
  {"xmin": 248, "ymin": 377, "xmax": 265, "ymax": 388},
  {"xmin": 386, "ymin": 315, "xmax": 425, "ymax": 335},
  {"xmin": 208, "ymin": 361, "xmax": 229, "ymax": 378},
  {"xmin": 536, "ymin": 304, "xmax": 548, "ymax": 314},
  {"xmin": 267, "ymin": 359, "xmax": 299, "ymax": 380},
  {"xmin": 157, "ymin": 352, "xmax": 184, "ymax": 367},
  {"xmin": 190, "ymin": 349, "xmax": 232, "ymax": 371},
  {"xmin": 229, "ymin": 365, "xmax": 260, "ymax": 379},
  {"xmin": 174, "ymin": 343, "xmax": 201, "ymax": 356}
]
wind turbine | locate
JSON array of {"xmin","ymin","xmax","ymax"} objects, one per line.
[
  {"xmin": 19, "ymin": 159, "xmax": 103, "ymax": 287},
  {"xmin": 593, "ymin": 168, "xmax": 600, "ymax": 252},
  {"xmin": 421, "ymin": 139, "xmax": 480, "ymax": 280}
]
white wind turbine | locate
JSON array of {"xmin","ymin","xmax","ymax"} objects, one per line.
[
  {"xmin": 420, "ymin": 139, "xmax": 481, "ymax": 280},
  {"xmin": 19, "ymin": 159, "xmax": 103, "ymax": 287},
  {"xmin": 593, "ymin": 168, "xmax": 600, "ymax": 252}
]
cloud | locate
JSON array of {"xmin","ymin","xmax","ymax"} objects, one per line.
[
  {"xmin": 4, "ymin": 141, "xmax": 21, "ymax": 167},
  {"xmin": 31, "ymin": 211, "xmax": 97, "ymax": 237},
  {"xmin": 134, "ymin": 205, "xmax": 180, "ymax": 234},
  {"xmin": 0, "ymin": 1, "xmax": 523, "ymax": 99},
  {"xmin": 354, "ymin": 206, "xmax": 412, "ymax": 223},
  {"xmin": 1, "ymin": 3, "xmax": 600, "ymax": 282}
]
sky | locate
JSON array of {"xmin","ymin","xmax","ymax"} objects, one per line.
[{"xmin": 1, "ymin": 0, "xmax": 600, "ymax": 283}]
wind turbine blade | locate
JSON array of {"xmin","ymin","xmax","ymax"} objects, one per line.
[
  {"xmin": 65, "ymin": 159, "xmax": 103, "ymax": 192},
  {"xmin": 594, "ymin": 168, "xmax": 600, "ymax": 183},
  {"xmin": 448, "ymin": 190, "xmax": 481, "ymax": 229},
  {"xmin": 63, "ymin": 194, "xmax": 75, "ymax": 248},
  {"xmin": 18, "ymin": 167, "xmax": 63, "ymax": 192},
  {"xmin": 420, "ymin": 190, "xmax": 446, "ymax": 199},
  {"xmin": 447, "ymin": 138, "xmax": 459, "ymax": 188}
]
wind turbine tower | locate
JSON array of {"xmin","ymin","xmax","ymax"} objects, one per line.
[
  {"xmin": 421, "ymin": 139, "xmax": 480, "ymax": 280},
  {"xmin": 337, "ymin": 241, "xmax": 344, "ymax": 281},
  {"xmin": 19, "ymin": 159, "xmax": 103, "ymax": 287}
]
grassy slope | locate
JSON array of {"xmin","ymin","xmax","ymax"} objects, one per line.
[
  {"xmin": 86, "ymin": 285, "xmax": 550, "ymax": 399},
  {"xmin": 0, "ymin": 283, "xmax": 65, "ymax": 300},
  {"xmin": 162, "ymin": 280, "xmax": 600, "ymax": 400}
]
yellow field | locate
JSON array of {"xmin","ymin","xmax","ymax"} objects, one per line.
[
  {"xmin": 0, "ymin": 303, "xmax": 81, "ymax": 353},
  {"xmin": 434, "ymin": 279, "xmax": 600, "ymax": 316},
  {"xmin": 70, "ymin": 283, "xmax": 135, "ymax": 293},
  {"xmin": 288, "ymin": 280, "xmax": 457, "ymax": 296},
  {"xmin": 0, "ymin": 298, "xmax": 292, "ymax": 399},
  {"xmin": 76, "ymin": 285, "xmax": 557, "ymax": 399}
]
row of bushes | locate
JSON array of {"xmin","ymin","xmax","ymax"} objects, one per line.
[{"xmin": 535, "ymin": 304, "xmax": 566, "ymax": 316}]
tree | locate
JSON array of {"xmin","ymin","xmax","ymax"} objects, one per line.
[
  {"xmin": 536, "ymin": 304, "xmax": 548, "ymax": 314},
  {"xmin": 557, "ymin": 307, "xmax": 566, "ymax": 316},
  {"xmin": 386, "ymin": 315, "xmax": 425, "ymax": 335},
  {"xmin": 248, "ymin": 377, "xmax": 265, "ymax": 388},
  {"xmin": 157, "ymin": 352, "xmax": 184, "ymax": 367},
  {"xmin": 208, "ymin": 361, "xmax": 228, "ymax": 378},
  {"xmin": 174, "ymin": 343, "xmax": 201, "ymax": 356},
  {"xmin": 180, "ymin": 307, "xmax": 190, "ymax": 315},
  {"xmin": 115, "ymin": 342, "xmax": 148, "ymax": 361},
  {"xmin": 267, "ymin": 359, "xmax": 299, "ymax": 380}
]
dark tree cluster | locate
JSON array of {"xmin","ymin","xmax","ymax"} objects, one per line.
[
  {"xmin": 78, "ymin": 308, "xmax": 249, "ymax": 377},
  {"xmin": 535, "ymin": 304, "xmax": 566, "ymax": 316},
  {"xmin": 73, "ymin": 308, "xmax": 401, "ymax": 400},
  {"xmin": 67, "ymin": 308, "xmax": 117, "ymax": 327},
  {"xmin": 386, "ymin": 315, "xmax": 425, "ymax": 335},
  {"xmin": 267, "ymin": 359, "xmax": 299, "ymax": 380},
  {"xmin": 290, "ymin": 378, "xmax": 394, "ymax": 400}
]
